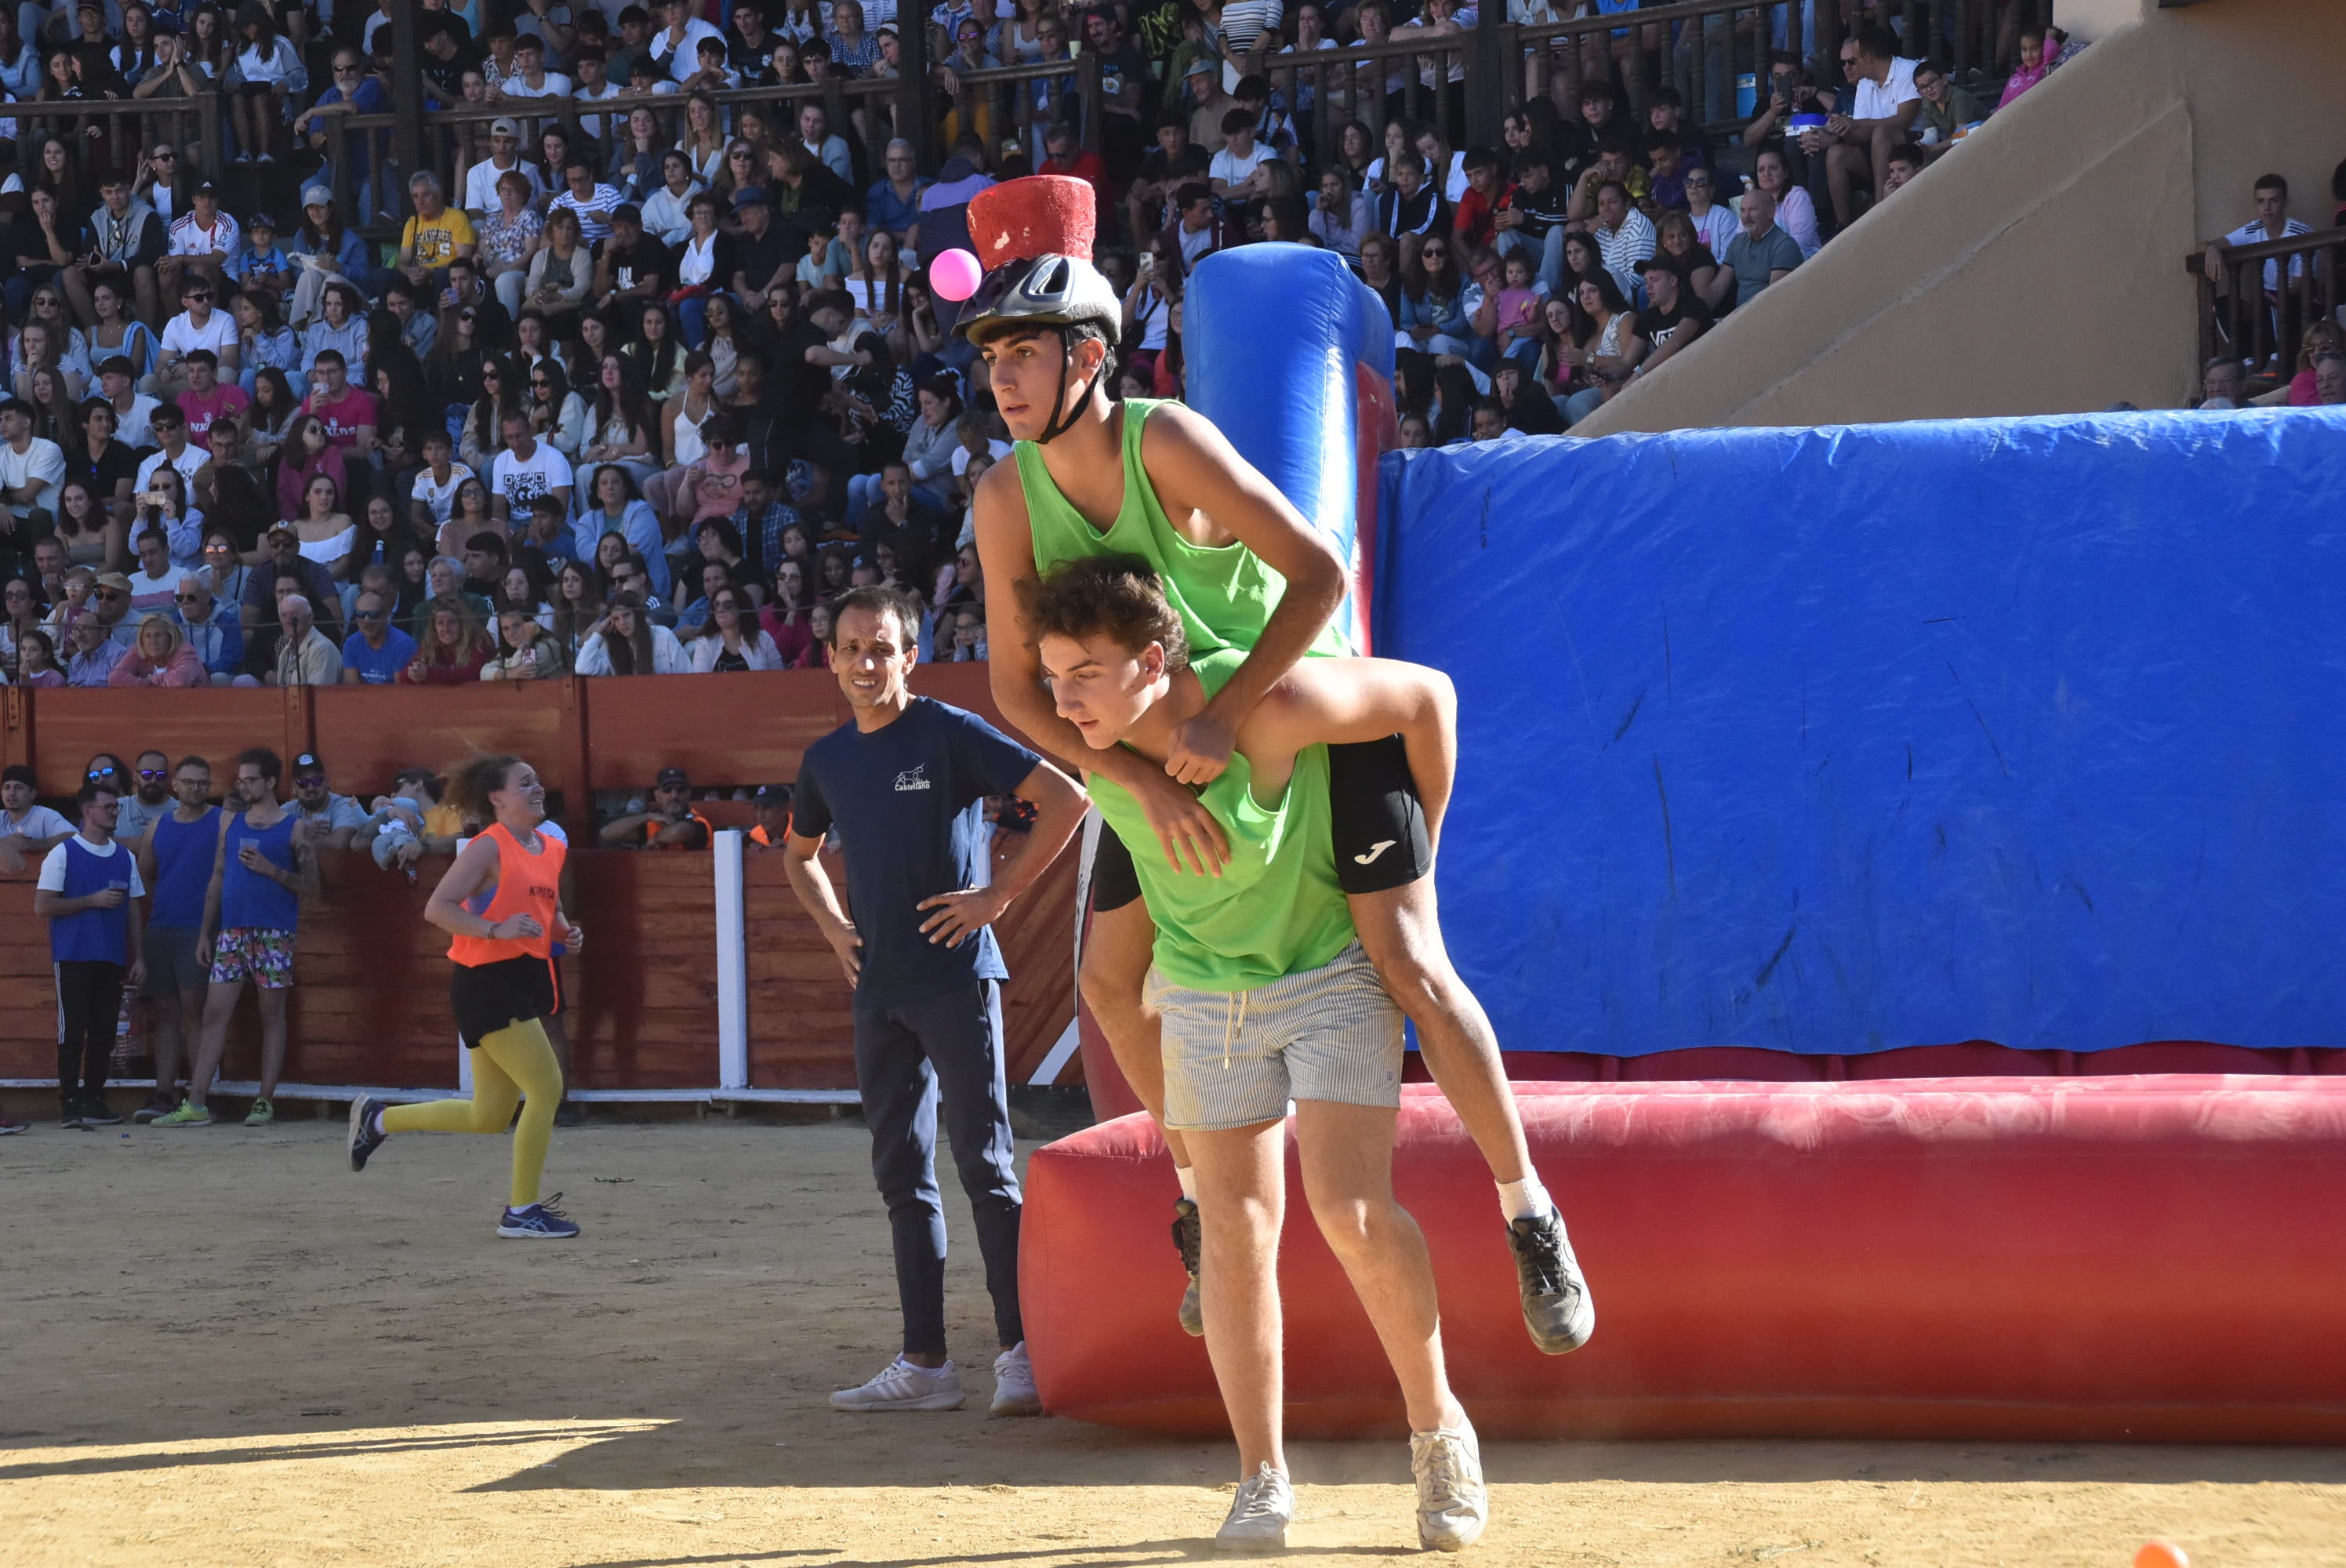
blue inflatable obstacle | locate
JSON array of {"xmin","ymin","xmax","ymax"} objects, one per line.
[
  {"xmin": 1187, "ymin": 244, "xmax": 1396, "ymax": 653},
  {"xmin": 1376, "ymin": 410, "xmax": 2346, "ymax": 1058}
]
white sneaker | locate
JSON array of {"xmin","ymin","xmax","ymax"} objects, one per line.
[
  {"xmin": 1410, "ymin": 1420, "xmax": 1488, "ymax": 1552},
  {"xmin": 829, "ymin": 1356, "xmax": 965, "ymax": 1412},
  {"xmin": 1215, "ymin": 1462, "xmax": 1294, "ymax": 1552},
  {"xmin": 990, "ymin": 1341, "xmax": 1040, "ymax": 1416}
]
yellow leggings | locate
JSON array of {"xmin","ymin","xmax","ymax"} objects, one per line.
[{"xmin": 382, "ymin": 1018, "xmax": 563, "ymax": 1209}]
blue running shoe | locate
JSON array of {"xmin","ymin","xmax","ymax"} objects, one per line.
[
  {"xmin": 497, "ymin": 1194, "xmax": 580, "ymax": 1240},
  {"xmin": 347, "ymin": 1096, "xmax": 389, "ymax": 1173}
]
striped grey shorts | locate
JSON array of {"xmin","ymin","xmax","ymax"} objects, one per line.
[{"xmin": 1146, "ymin": 942, "xmax": 1405, "ymax": 1132}]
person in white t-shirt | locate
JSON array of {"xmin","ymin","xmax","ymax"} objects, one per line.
[
  {"xmin": 1800, "ymin": 26, "xmax": 1920, "ymax": 233},
  {"xmin": 489, "ymin": 410, "xmax": 575, "ymax": 522},
  {"xmin": 1208, "ymin": 108, "xmax": 1274, "ymax": 210},
  {"xmin": 148, "ymin": 278, "xmax": 242, "ymax": 399},
  {"xmin": 0, "ymin": 396, "xmax": 66, "ymax": 528},
  {"xmin": 408, "ymin": 430, "xmax": 475, "ymax": 534}
]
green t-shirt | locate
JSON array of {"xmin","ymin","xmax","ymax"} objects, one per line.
[
  {"xmin": 1015, "ymin": 397, "xmax": 1349, "ymax": 662},
  {"xmin": 1085, "ymin": 649, "xmax": 1354, "ymax": 993}
]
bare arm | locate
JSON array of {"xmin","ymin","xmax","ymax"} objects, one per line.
[
  {"xmin": 423, "ymin": 833, "xmax": 530, "ymax": 938},
  {"xmin": 1246, "ymin": 655, "xmax": 1458, "ymax": 846},
  {"xmin": 281, "ymin": 817, "xmax": 320, "ymax": 900},
  {"xmin": 195, "ymin": 811, "xmax": 229, "ymax": 950},
  {"xmin": 974, "ymin": 457, "xmax": 1233, "ymax": 875},
  {"xmin": 782, "ymin": 829, "xmax": 860, "ymax": 985},
  {"xmin": 916, "ymin": 759, "xmax": 1087, "ymax": 948},
  {"xmin": 1137, "ymin": 401, "xmax": 1348, "ymax": 782}
]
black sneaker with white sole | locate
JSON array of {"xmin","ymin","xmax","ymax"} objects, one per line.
[
  {"xmin": 78, "ymin": 1095, "xmax": 123, "ymax": 1126},
  {"xmin": 1506, "ymin": 1210, "xmax": 1595, "ymax": 1354},
  {"xmin": 347, "ymin": 1095, "xmax": 390, "ymax": 1172}
]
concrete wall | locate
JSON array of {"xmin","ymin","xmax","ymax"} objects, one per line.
[{"xmin": 1574, "ymin": 0, "xmax": 2346, "ymax": 433}]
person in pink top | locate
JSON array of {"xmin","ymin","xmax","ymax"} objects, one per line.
[
  {"xmin": 107, "ymin": 613, "xmax": 209, "ymax": 688},
  {"xmin": 300, "ymin": 350, "xmax": 379, "ymax": 457},
  {"xmin": 274, "ymin": 415, "xmax": 348, "ymax": 524},
  {"xmin": 175, "ymin": 350, "xmax": 250, "ymax": 448},
  {"xmin": 673, "ymin": 412, "xmax": 750, "ymax": 531},
  {"xmin": 1996, "ymin": 29, "xmax": 2054, "ymax": 107}
]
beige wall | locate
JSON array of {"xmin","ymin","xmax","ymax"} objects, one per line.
[{"xmin": 1574, "ymin": 0, "xmax": 2346, "ymax": 434}]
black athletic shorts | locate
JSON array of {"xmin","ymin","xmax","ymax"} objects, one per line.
[
  {"xmin": 450, "ymin": 954, "xmax": 560, "ymax": 1051},
  {"xmin": 1091, "ymin": 734, "xmax": 1432, "ymax": 913}
]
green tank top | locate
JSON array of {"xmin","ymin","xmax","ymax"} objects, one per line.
[
  {"xmin": 1015, "ymin": 398, "xmax": 1350, "ymax": 659},
  {"xmin": 1085, "ymin": 649, "xmax": 1354, "ymax": 993}
]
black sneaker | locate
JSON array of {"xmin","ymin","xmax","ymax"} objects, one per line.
[
  {"xmin": 1506, "ymin": 1211, "xmax": 1596, "ymax": 1355},
  {"xmin": 78, "ymin": 1095, "xmax": 123, "ymax": 1127},
  {"xmin": 553, "ymin": 1100, "xmax": 586, "ymax": 1129},
  {"xmin": 1171, "ymin": 1196, "xmax": 1204, "ymax": 1338},
  {"xmin": 347, "ymin": 1095, "xmax": 390, "ymax": 1172},
  {"xmin": 60, "ymin": 1098, "xmax": 89, "ymax": 1129}
]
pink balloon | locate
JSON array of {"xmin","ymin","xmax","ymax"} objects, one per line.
[{"xmin": 931, "ymin": 248, "xmax": 983, "ymax": 303}]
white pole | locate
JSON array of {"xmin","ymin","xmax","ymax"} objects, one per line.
[{"xmin": 714, "ymin": 828, "xmax": 749, "ymax": 1091}]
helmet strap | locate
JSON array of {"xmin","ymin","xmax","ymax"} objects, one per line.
[{"xmin": 1035, "ymin": 325, "xmax": 1104, "ymax": 446}]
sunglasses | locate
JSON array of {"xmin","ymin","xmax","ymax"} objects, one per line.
[
  {"xmin": 354, "ymin": 608, "xmax": 385, "ymax": 620},
  {"xmin": 172, "ymin": 590, "xmax": 205, "ymax": 601},
  {"xmin": 154, "ymin": 151, "xmax": 176, "ymax": 160},
  {"xmin": 137, "ymin": 768, "xmax": 168, "ymax": 780},
  {"xmin": 93, "ymin": 588, "xmax": 126, "ymax": 600},
  {"xmin": 295, "ymin": 776, "xmax": 326, "ymax": 789}
]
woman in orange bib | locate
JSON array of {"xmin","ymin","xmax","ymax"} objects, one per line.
[{"xmin": 346, "ymin": 754, "xmax": 586, "ymax": 1240}]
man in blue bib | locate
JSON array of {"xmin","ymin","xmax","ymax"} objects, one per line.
[{"xmin": 34, "ymin": 780, "xmax": 147, "ymax": 1129}]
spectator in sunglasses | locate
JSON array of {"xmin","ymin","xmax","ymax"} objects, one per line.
[{"xmin": 114, "ymin": 751, "xmax": 178, "ymax": 844}]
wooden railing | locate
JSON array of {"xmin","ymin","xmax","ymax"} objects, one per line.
[
  {"xmin": 2187, "ymin": 225, "xmax": 2346, "ymax": 383},
  {"xmin": 1273, "ymin": 30, "xmax": 1474, "ymax": 164},
  {"xmin": 9, "ymin": 87, "xmax": 223, "ymax": 189},
  {"xmin": 0, "ymin": 662, "xmax": 1078, "ymax": 1096},
  {"xmin": 0, "ymin": 662, "xmax": 1015, "ymax": 833}
]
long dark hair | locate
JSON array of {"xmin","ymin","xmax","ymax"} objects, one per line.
[{"xmin": 590, "ymin": 354, "xmax": 654, "ymax": 439}]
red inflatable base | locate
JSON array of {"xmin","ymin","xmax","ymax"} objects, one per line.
[{"xmin": 1021, "ymin": 1080, "xmax": 2346, "ymax": 1441}]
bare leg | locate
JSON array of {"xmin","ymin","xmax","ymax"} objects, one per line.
[
  {"xmin": 183, "ymin": 979, "xmax": 242, "ymax": 1110},
  {"xmin": 1187, "ymin": 1117, "xmax": 1287, "ymax": 1478},
  {"xmin": 1295, "ymin": 1099, "xmax": 1463, "ymax": 1435},
  {"xmin": 255, "ymin": 986, "xmax": 289, "ymax": 1100},
  {"xmin": 1077, "ymin": 896, "xmax": 1190, "ymax": 1169},
  {"xmin": 1825, "ymin": 142, "xmax": 1865, "ymax": 230},
  {"xmin": 1348, "ymin": 878, "xmax": 1531, "ymax": 1187}
]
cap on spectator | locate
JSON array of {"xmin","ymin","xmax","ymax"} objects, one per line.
[
  {"xmin": 301, "ymin": 184, "xmax": 334, "ymax": 209},
  {"xmin": 294, "ymin": 753, "xmax": 324, "ymax": 775},
  {"xmin": 731, "ymin": 185, "xmax": 769, "ymax": 209},
  {"xmin": 968, "ymin": 174, "xmax": 1097, "ymax": 269},
  {"xmin": 75, "ymin": 0, "xmax": 100, "ymax": 12},
  {"xmin": 248, "ymin": 212, "xmax": 277, "ymax": 233},
  {"xmin": 94, "ymin": 571, "xmax": 132, "ymax": 592},
  {"xmin": 192, "ymin": 180, "xmax": 217, "ymax": 197},
  {"xmin": 656, "ymin": 766, "xmax": 689, "ymax": 789},
  {"xmin": 1184, "ymin": 57, "xmax": 1215, "ymax": 78},
  {"xmin": 267, "ymin": 521, "xmax": 300, "ymax": 539},
  {"xmin": 754, "ymin": 783, "xmax": 790, "ymax": 805},
  {"xmin": 97, "ymin": 354, "xmax": 134, "ymax": 379},
  {"xmin": 491, "ymin": 116, "xmax": 522, "ymax": 138},
  {"xmin": 611, "ymin": 202, "xmax": 642, "ymax": 223},
  {"xmin": 2, "ymin": 763, "xmax": 32, "ymax": 786}
]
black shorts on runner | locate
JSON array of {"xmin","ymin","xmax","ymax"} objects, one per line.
[
  {"xmin": 1091, "ymin": 734, "xmax": 1433, "ymax": 912},
  {"xmin": 449, "ymin": 954, "xmax": 560, "ymax": 1051}
]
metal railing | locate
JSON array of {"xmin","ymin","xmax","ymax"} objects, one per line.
[
  {"xmin": 1503, "ymin": 0, "xmax": 2050, "ymax": 126},
  {"xmin": 1272, "ymin": 31, "xmax": 1475, "ymax": 165},
  {"xmin": 2188, "ymin": 225, "xmax": 2346, "ymax": 383},
  {"xmin": 322, "ymin": 60, "xmax": 1105, "ymax": 241}
]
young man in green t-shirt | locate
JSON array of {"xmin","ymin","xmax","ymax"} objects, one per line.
[
  {"xmin": 1028, "ymin": 554, "xmax": 1483, "ymax": 1552},
  {"xmin": 961, "ymin": 181, "xmax": 1591, "ymax": 1359}
]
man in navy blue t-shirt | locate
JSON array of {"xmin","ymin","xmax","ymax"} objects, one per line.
[{"xmin": 786, "ymin": 585, "xmax": 1084, "ymax": 1418}]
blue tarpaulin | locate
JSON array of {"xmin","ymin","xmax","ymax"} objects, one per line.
[{"xmin": 1375, "ymin": 411, "xmax": 2346, "ymax": 1055}]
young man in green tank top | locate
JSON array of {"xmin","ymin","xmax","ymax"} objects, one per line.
[
  {"xmin": 959, "ymin": 186, "xmax": 1590, "ymax": 1360},
  {"xmin": 1028, "ymin": 555, "xmax": 1484, "ymax": 1552}
]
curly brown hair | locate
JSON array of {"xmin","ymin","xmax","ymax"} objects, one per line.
[{"xmin": 1015, "ymin": 554, "xmax": 1189, "ymax": 670}]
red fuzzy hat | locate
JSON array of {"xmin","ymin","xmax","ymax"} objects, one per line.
[{"xmin": 967, "ymin": 175, "xmax": 1096, "ymax": 269}]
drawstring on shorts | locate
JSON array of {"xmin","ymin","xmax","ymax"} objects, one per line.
[{"xmin": 1222, "ymin": 990, "xmax": 1248, "ymax": 1070}]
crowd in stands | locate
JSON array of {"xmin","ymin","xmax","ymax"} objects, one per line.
[{"xmin": 0, "ymin": 0, "xmax": 2249, "ymax": 673}]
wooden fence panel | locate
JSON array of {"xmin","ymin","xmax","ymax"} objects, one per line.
[
  {"xmin": 22, "ymin": 686, "xmax": 302, "ymax": 798},
  {"xmin": 565, "ymin": 850, "xmax": 720, "ymax": 1088},
  {"xmin": 582, "ymin": 670, "xmax": 844, "ymax": 793},
  {"xmin": 310, "ymin": 682, "xmax": 579, "ymax": 813}
]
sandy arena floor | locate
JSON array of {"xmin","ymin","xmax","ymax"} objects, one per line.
[{"xmin": 2, "ymin": 1115, "xmax": 2341, "ymax": 1568}]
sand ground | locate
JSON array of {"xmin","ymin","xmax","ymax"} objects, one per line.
[{"xmin": 3, "ymin": 1115, "xmax": 2341, "ymax": 1568}]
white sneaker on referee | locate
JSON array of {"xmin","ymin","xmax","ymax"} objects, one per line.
[
  {"xmin": 990, "ymin": 1341, "xmax": 1040, "ymax": 1416},
  {"xmin": 829, "ymin": 1356, "xmax": 965, "ymax": 1412}
]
